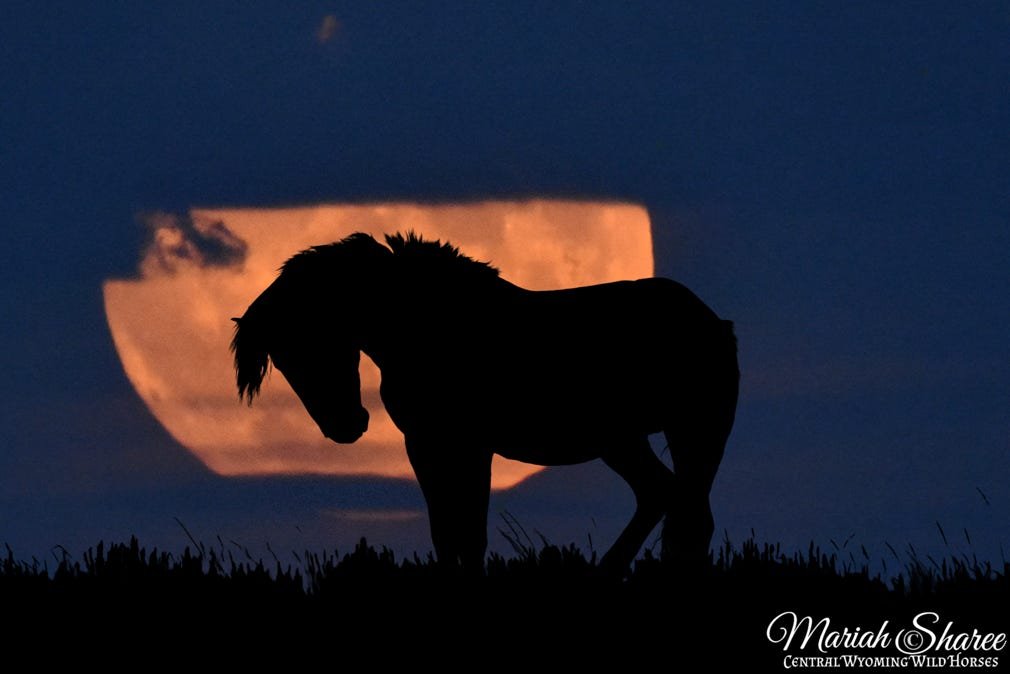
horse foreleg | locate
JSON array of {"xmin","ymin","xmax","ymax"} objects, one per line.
[
  {"xmin": 599, "ymin": 437, "xmax": 674, "ymax": 575},
  {"xmin": 405, "ymin": 437, "xmax": 492, "ymax": 572}
]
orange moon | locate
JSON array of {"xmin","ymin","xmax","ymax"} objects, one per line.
[{"xmin": 103, "ymin": 201, "xmax": 653, "ymax": 489}]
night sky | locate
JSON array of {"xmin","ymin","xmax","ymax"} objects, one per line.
[{"xmin": 2, "ymin": 2, "xmax": 1007, "ymax": 563}]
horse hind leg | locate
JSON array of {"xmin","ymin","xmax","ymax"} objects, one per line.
[
  {"xmin": 663, "ymin": 381, "xmax": 738, "ymax": 569},
  {"xmin": 599, "ymin": 437, "xmax": 675, "ymax": 575}
]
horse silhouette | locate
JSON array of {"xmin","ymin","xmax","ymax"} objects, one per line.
[{"xmin": 232, "ymin": 232, "xmax": 739, "ymax": 572}]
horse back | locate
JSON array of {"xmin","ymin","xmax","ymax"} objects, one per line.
[{"xmin": 377, "ymin": 276, "xmax": 736, "ymax": 449}]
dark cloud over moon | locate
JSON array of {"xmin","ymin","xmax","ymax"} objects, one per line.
[{"xmin": 141, "ymin": 213, "xmax": 248, "ymax": 273}]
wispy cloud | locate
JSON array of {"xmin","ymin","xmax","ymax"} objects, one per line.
[
  {"xmin": 322, "ymin": 508, "xmax": 424, "ymax": 523},
  {"xmin": 746, "ymin": 353, "xmax": 1007, "ymax": 399},
  {"xmin": 316, "ymin": 14, "xmax": 341, "ymax": 44},
  {"xmin": 140, "ymin": 212, "xmax": 248, "ymax": 275}
]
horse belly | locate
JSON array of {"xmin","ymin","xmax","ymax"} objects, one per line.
[
  {"xmin": 493, "ymin": 440, "xmax": 605, "ymax": 466},
  {"xmin": 480, "ymin": 391, "xmax": 663, "ymax": 465}
]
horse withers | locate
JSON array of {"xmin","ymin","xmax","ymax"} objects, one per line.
[{"xmin": 232, "ymin": 232, "xmax": 739, "ymax": 573}]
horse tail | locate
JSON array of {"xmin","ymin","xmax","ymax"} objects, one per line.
[{"xmin": 662, "ymin": 318, "xmax": 739, "ymax": 566}]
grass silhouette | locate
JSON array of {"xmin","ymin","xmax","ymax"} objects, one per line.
[
  {"xmin": 4, "ymin": 530, "xmax": 1007, "ymax": 600},
  {"xmin": 2, "ymin": 530, "xmax": 1005, "ymax": 666}
]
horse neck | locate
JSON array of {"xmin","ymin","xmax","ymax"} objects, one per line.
[{"xmin": 359, "ymin": 273, "xmax": 520, "ymax": 368}]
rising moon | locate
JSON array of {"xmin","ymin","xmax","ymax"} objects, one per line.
[{"xmin": 103, "ymin": 201, "xmax": 654, "ymax": 489}]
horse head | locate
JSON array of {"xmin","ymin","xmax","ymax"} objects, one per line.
[{"xmin": 231, "ymin": 233, "xmax": 392, "ymax": 444}]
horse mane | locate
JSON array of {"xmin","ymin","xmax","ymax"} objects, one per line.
[
  {"xmin": 232, "ymin": 310, "xmax": 270, "ymax": 404},
  {"xmin": 232, "ymin": 231, "xmax": 499, "ymax": 403},
  {"xmin": 278, "ymin": 231, "xmax": 498, "ymax": 282},
  {"xmin": 384, "ymin": 231, "xmax": 500, "ymax": 281},
  {"xmin": 275, "ymin": 232, "xmax": 387, "ymax": 279}
]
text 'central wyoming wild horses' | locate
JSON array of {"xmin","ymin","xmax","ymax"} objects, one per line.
[{"xmin": 232, "ymin": 233, "xmax": 738, "ymax": 573}]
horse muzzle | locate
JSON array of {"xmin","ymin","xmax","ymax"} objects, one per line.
[{"xmin": 320, "ymin": 406, "xmax": 369, "ymax": 444}]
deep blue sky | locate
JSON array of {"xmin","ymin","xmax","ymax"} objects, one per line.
[{"xmin": 2, "ymin": 2, "xmax": 1007, "ymax": 563}]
